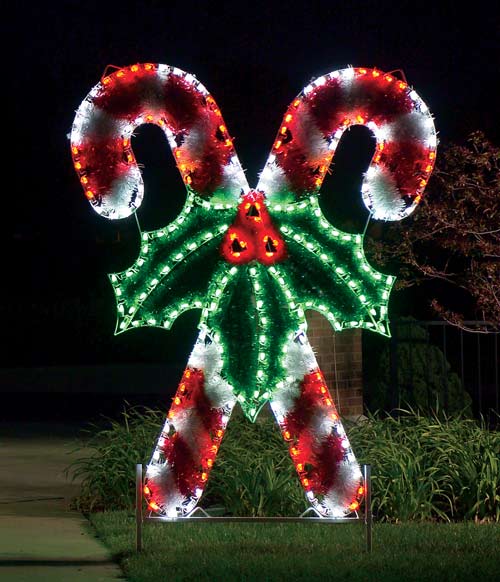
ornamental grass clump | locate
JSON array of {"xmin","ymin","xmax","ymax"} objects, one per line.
[
  {"xmin": 201, "ymin": 406, "xmax": 307, "ymax": 516},
  {"xmin": 66, "ymin": 405, "xmax": 164, "ymax": 512},
  {"xmin": 347, "ymin": 407, "xmax": 500, "ymax": 522},
  {"xmin": 67, "ymin": 403, "xmax": 499, "ymax": 522}
]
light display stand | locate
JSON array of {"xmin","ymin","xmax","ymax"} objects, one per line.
[
  {"xmin": 71, "ymin": 62, "xmax": 434, "ymax": 541},
  {"xmin": 134, "ymin": 463, "xmax": 372, "ymax": 553}
]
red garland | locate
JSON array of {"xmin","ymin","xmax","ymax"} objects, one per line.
[
  {"xmin": 93, "ymin": 68, "xmax": 203, "ymax": 132},
  {"xmin": 306, "ymin": 76, "xmax": 345, "ymax": 135},
  {"xmin": 161, "ymin": 75, "xmax": 206, "ymax": 133},
  {"xmin": 282, "ymin": 372, "xmax": 346, "ymax": 494},
  {"xmin": 284, "ymin": 371, "xmax": 332, "ymax": 435},
  {"xmin": 283, "ymin": 384, "xmax": 321, "ymax": 436},
  {"xmin": 161, "ymin": 433, "xmax": 198, "ymax": 497},
  {"xmin": 308, "ymin": 433, "xmax": 345, "ymax": 494},
  {"xmin": 308, "ymin": 73, "xmax": 412, "ymax": 136},
  {"xmin": 188, "ymin": 141, "xmax": 233, "ymax": 195},
  {"xmin": 275, "ymin": 142, "xmax": 319, "ymax": 193},
  {"xmin": 149, "ymin": 366, "xmax": 226, "ymax": 499},
  {"xmin": 77, "ymin": 136, "xmax": 129, "ymax": 196},
  {"xmin": 379, "ymin": 140, "xmax": 432, "ymax": 196},
  {"xmin": 93, "ymin": 67, "xmax": 158, "ymax": 119},
  {"xmin": 185, "ymin": 368, "xmax": 224, "ymax": 435}
]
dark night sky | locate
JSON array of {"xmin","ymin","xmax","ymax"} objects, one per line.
[{"xmin": 4, "ymin": 0, "xmax": 500, "ymax": 371}]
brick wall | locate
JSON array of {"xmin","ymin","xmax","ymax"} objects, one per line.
[{"xmin": 305, "ymin": 311, "xmax": 364, "ymax": 419}]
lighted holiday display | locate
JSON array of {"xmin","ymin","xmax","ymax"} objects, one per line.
[{"xmin": 71, "ymin": 63, "xmax": 436, "ymax": 518}]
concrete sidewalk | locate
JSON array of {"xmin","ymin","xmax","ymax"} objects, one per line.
[{"xmin": 0, "ymin": 423, "xmax": 125, "ymax": 581}]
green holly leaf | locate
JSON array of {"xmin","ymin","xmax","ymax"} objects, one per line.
[
  {"xmin": 269, "ymin": 199, "xmax": 395, "ymax": 336},
  {"xmin": 205, "ymin": 263, "xmax": 302, "ymax": 418},
  {"xmin": 109, "ymin": 197, "xmax": 235, "ymax": 334}
]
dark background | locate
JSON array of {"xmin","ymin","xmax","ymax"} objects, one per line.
[{"xmin": 3, "ymin": 0, "xmax": 499, "ymax": 423}]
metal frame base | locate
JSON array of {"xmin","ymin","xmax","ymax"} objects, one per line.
[{"xmin": 135, "ymin": 463, "xmax": 372, "ymax": 553}]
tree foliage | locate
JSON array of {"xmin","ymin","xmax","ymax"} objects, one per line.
[{"xmin": 366, "ymin": 131, "xmax": 499, "ymax": 332}]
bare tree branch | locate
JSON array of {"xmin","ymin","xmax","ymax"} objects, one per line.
[{"xmin": 365, "ymin": 131, "xmax": 500, "ymax": 333}]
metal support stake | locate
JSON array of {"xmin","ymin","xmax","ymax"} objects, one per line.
[
  {"xmin": 136, "ymin": 463, "xmax": 143, "ymax": 552},
  {"xmin": 363, "ymin": 464, "xmax": 372, "ymax": 552}
]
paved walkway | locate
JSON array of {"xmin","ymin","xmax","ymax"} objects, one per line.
[{"xmin": 0, "ymin": 423, "xmax": 125, "ymax": 581}]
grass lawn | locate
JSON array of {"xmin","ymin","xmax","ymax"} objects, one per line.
[{"xmin": 90, "ymin": 511, "xmax": 499, "ymax": 581}]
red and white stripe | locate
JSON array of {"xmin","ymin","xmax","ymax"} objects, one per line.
[
  {"xmin": 257, "ymin": 66, "xmax": 437, "ymax": 221},
  {"xmin": 70, "ymin": 63, "xmax": 247, "ymax": 219},
  {"xmin": 144, "ymin": 332, "xmax": 237, "ymax": 517},
  {"xmin": 270, "ymin": 332, "xmax": 364, "ymax": 517}
]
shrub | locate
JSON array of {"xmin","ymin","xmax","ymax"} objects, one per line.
[{"xmin": 363, "ymin": 318, "xmax": 473, "ymax": 416}]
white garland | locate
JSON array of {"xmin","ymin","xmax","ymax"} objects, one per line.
[
  {"xmin": 322, "ymin": 461, "xmax": 363, "ymax": 517},
  {"xmin": 362, "ymin": 165, "xmax": 405, "ymax": 221}
]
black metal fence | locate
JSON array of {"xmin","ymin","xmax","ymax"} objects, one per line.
[{"xmin": 363, "ymin": 320, "xmax": 499, "ymax": 425}]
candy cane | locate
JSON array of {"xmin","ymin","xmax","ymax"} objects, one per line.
[
  {"xmin": 270, "ymin": 332, "xmax": 364, "ymax": 516},
  {"xmin": 144, "ymin": 331, "xmax": 238, "ymax": 516}
]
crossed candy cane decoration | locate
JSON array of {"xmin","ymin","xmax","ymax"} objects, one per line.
[{"xmin": 71, "ymin": 63, "xmax": 436, "ymax": 518}]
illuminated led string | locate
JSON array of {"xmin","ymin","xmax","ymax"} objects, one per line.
[
  {"xmin": 199, "ymin": 264, "xmax": 240, "ymax": 326},
  {"xmin": 268, "ymin": 265, "xmax": 308, "ymax": 325}
]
